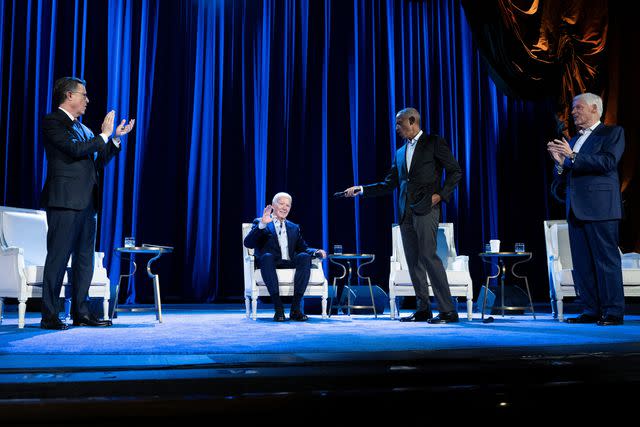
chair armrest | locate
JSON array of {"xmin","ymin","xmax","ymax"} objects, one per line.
[
  {"xmin": 622, "ymin": 252, "xmax": 640, "ymax": 269},
  {"xmin": 0, "ymin": 246, "xmax": 22, "ymax": 257},
  {"xmin": 94, "ymin": 252, "xmax": 106, "ymax": 270},
  {"xmin": 0, "ymin": 246, "xmax": 26, "ymax": 291},
  {"xmin": 311, "ymin": 258, "xmax": 327, "ymax": 275},
  {"xmin": 449, "ymin": 255, "xmax": 469, "ymax": 271}
]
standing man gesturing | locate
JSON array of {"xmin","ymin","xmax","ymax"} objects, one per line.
[
  {"xmin": 344, "ymin": 107, "xmax": 462, "ymax": 323},
  {"xmin": 39, "ymin": 77, "xmax": 135, "ymax": 330}
]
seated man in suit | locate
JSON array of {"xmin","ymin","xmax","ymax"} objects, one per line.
[{"xmin": 244, "ymin": 192, "xmax": 327, "ymax": 321}]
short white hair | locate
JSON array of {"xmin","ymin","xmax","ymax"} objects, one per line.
[
  {"xmin": 574, "ymin": 92, "xmax": 603, "ymax": 118},
  {"xmin": 272, "ymin": 192, "xmax": 292, "ymax": 205}
]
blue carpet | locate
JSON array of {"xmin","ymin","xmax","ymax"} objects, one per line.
[{"xmin": 1, "ymin": 308, "xmax": 638, "ymax": 355}]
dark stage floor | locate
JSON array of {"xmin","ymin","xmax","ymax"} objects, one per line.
[{"xmin": 1, "ymin": 303, "xmax": 639, "ymax": 423}]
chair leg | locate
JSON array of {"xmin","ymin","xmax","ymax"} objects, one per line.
[
  {"xmin": 550, "ymin": 297, "xmax": 558, "ymax": 319},
  {"xmin": 390, "ymin": 296, "xmax": 396, "ymax": 319},
  {"xmin": 64, "ymin": 298, "xmax": 72, "ymax": 322},
  {"xmin": 558, "ymin": 300, "xmax": 564, "ymax": 322},
  {"xmin": 18, "ymin": 299, "xmax": 27, "ymax": 329},
  {"xmin": 467, "ymin": 299, "xmax": 473, "ymax": 320},
  {"xmin": 103, "ymin": 298, "xmax": 110, "ymax": 321},
  {"xmin": 251, "ymin": 296, "xmax": 258, "ymax": 320},
  {"xmin": 0, "ymin": 297, "xmax": 4, "ymax": 324},
  {"xmin": 245, "ymin": 296, "xmax": 251, "ymax": 318},
  {"xmin": 321, "ymin": 296, "xmax": 327, "ymax": 319}
]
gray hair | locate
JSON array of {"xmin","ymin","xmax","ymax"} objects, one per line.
[
  {"xmin": 574, "ymin": 93, "xmax": 603, "ymax": 119},
  {"xmin": 272, "ymin": 192, "xmax": 292, "ymax": 205},
  {"xmin": 396, "ymin": 107, "xmax": 421, "ymax": 126}
]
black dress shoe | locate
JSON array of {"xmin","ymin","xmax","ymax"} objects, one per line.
[
  {"xmin": 597, "ymin": 315, "xmax": 624, "ymax": 326},
  {"xmin": 399, "ymin": 311, "xmax": 433, "ymax": 322},
  {"xmin": 40, "ymin": 319, "xmax": 69, "ymax": 330},
  {"xmin": 565, "ymin": 314, "xmax": 599, "ymax": 324},
  {"xmin": 72, "ymin": 316, "xmax": 112, "ymax": 327},
  {"xmin": 427, "ymin": 311, "xmax": 459, "ymax": 324},
  {"xmin": 290, "ymin": 311, "xmax": 309, "ymax": 322},
  {"xmin": 273, "ymin": 311, "xmax": 287, "ymax": 322}
]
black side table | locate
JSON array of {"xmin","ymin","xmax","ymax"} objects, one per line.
[
  {"xmin": 328, "ymin": 253, "xmax": 376, "ymax": 317},
  {"xmin": 114, "ymin": 244, "xmax": 173, "ymax": 322},
  {"xmin": 478, "ymin": 252, "xmax": 535, "ymax": 320}
]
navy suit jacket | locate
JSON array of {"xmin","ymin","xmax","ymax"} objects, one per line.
[
  {"xmin": 362, "ymin": 132, "xmax": 461, "ymax": 221},
  {"xmin": 556, "ymin": 123, "xmax": 625, "ymax": 221},
  {"xmin": 243, "ymin": 218, "xmax": 317, "ymax": 263},
  {"xmin": 40, "ymin": 109, "xmax": 120, "ymax": 211}
]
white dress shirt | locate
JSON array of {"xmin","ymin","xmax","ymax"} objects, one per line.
[
  {"xmin": 406, "ymin": 130, "xmax": 423, "ymax": 172},
  {"xmin": 573, "ymin": 121, "xmax": 600, "ymax": 153},
  {"xmin": 259, "ymin": 218, "xmax": 289, "ymax": 260}
]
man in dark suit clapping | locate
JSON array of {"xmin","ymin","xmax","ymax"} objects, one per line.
[
  {"xmin": 244, "ymin": 192, "xmax": 327, "ymax": 322},
  {"xmin": 39, "ymin": 77, "xmax": 135, "ymax": 330},
  {"xmin": 547, "ymin": 92, "xmax": 625, "ymax": 326},
  {"xmin": 344, "ymin": 107, "xmax": 462, "ymax": 323}
]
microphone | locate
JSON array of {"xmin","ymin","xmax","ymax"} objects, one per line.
[{"xmin": 333, "ymin": 188, "xmax": 361, "ymax": 198}]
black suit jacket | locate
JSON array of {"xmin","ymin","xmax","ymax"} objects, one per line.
[
  {"xmin": 243, "ymin": 218, "xmax": 317, "ymax": 262},
  {"xmin": 40, "ymin": 109, "xmax": 120, "ymax": 211},
  {"xmin": 363, "ymin": 132, "xmax": 462, "ymax": 220}
]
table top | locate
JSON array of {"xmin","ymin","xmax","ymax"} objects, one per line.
[
  {"xmin": 115, "ymin": 244, "xmax": 174, "ymax": 254},
  {"xmin": 478, "ymin": 251, "xmax": 531, "ymax": 257},
  {"xmin": 328, "ymin": 253, "xmax": 374, "ymax": 260}
]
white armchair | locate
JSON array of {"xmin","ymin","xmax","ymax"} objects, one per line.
[
  {"xmin": 389, "ymin": 223, "xmax": 473, "ymax": 320},
  {"xmin": 242, "ymin": 223, "xmax": 328, "ymax": 320},
  {"xmin": 0, "ymin": 206, "xmax": 110, "ymax": 328},
  {"xmin": 543, "ymin": 219, "xmax": 640, "ymax": 321}
]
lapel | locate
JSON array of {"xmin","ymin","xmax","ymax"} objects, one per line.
[
  {"xmin": 409, "ymin": 133, "xmax": 427, "ymax": 174},
  {"xmin": 55, "ymin": 108, "xmax": 76, "ymax": 131},
  {"xmin": 576, "ymin": 123, "xmax": 604, "ymax": 155},
  {"xmin": 266, "ymin": 222, "xmax": 282, "ymax": 256},
  {"xmin": 268, "ymin": 220, "xmax": 293, "ymax": 258},
  {"xmin": 57, "ymin": 109, "xmax": 88, "ymax": 140},
  {"xmin": 285, "ymin": 221, "xmax": 295, "ymax": 258},
  {"xmin": 396, "ymin": 144, "xmax": 408, "ymax": 179},
  {"xmin": 267, "ymin": 221, "xmax": 277, "ymax": 239}
]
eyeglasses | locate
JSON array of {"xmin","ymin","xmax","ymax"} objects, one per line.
[{"xmin": 70, "ymin": 91, "xmax": 89, "ymax": 100}]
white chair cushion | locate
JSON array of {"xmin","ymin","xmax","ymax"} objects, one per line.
[
  {"xmin": 391, "ymin": 270, "xmax": 471, "ymax": 287},
  {"xmin": 622, "ymin": 269, "xmax": 640, "ymax": 286},
  {"xmin": 558, "ymin": 269, "xmax": 574, "ymax": 286},
  {"xmin": 255, "ymin": 268, "xmax": 326, "ymax": 286},
  {"xmin": 24, "ymin": 264, "xmax": 69, "ymax": 285},
  {"xmin": 2, "ymin": 211, "xmax": 48, "ymax": 266}
]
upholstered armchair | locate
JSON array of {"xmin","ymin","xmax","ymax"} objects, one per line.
[
  {"xmin": 389, "ymin": 223, "xmax": 473, "ymax": 320},
  {"xmin": 0, "ymin": 206, "xmax": 110, "ymax": 328},
  {"xmin": 242, "ymin": 223, "xmax": 328, "ymax": 320},
  {"xmin": 543, "ymin": 219, "xmax": 640, "ymax": 321}
]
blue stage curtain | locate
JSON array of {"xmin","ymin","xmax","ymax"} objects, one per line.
[{"xmin": 1, "ymin": 0, "xmax": 565, "ymax": 303}]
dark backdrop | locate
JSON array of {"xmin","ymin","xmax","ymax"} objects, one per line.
[{"xmin": 1, "ymin": 0, "xmax": 636, "ymax": 307}]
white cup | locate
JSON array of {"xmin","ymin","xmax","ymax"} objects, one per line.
[{"xmin": 489, "ymin": 239, "xmax": 500, "ymax": 253}]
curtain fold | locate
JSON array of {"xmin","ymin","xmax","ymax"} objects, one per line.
[{"xmin": 6, "ymin": 0, "xmax": 636, "ymax": 304}]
